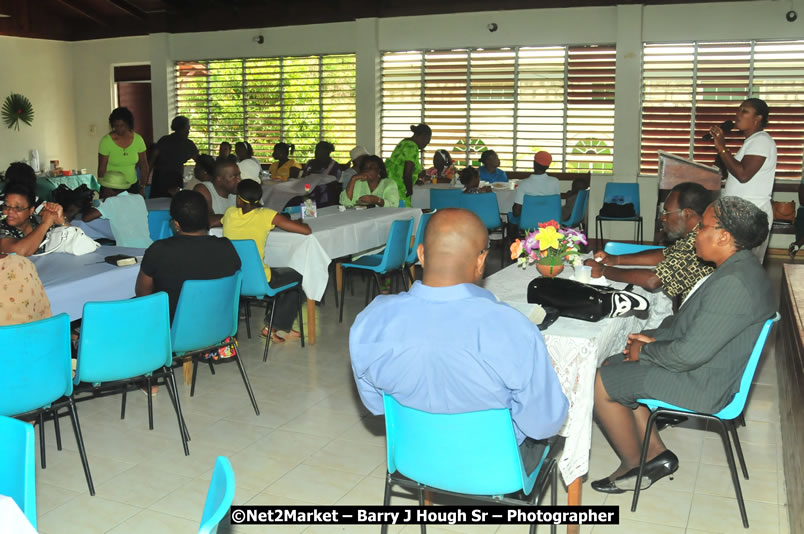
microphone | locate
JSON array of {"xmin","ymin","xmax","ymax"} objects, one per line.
[{"xmin": 703, "ymin": 120, "xmax": 734, "ymax": 141}]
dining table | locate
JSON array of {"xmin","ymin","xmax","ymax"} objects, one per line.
[
  {"xmin": 482, "ymin": 261, "xmax": 672, "ymax": 527},
  {"xmin": 210, "ymin": 205, "xmax": 423, "ymax": 344},
  {"xmin": 411, "ymin": 182, "xmax": 518, "ymax": 213},
  {"xmin": 260, "ymin": 174, "xmax": 337, "ymax": 212},
  {"xmin": 30, "ymin": 246, "xmax": 144, "ymax": 321}
]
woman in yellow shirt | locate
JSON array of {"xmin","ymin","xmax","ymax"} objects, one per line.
[
  {"xmin": 222, "ymin": 180, "xmax": 311, "ymax": 343},
  {"xmin": 268, "ymin": 143, "xmax": 302, "ymax": 181}
]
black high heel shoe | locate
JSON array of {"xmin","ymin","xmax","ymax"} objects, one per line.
[{"xmin": 590, "ymin": 450, "xmax": 679, "ymax": 494}]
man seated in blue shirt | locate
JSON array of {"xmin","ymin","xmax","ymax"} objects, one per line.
[{"xmin": 349, "ymin": 208, "xmax": 569, "ymax": 471}]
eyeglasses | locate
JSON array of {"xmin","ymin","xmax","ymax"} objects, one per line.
[
  {"xmin": 1, "ymin": 204, "xmax": 31, "ymax": 213},
  {"xmin": 661, "ymin": 208, "xmax": 684, "ymax": 217}
]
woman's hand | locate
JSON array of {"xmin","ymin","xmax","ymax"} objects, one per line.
[
  {"xmin": 358, "ymin": 195, "xmax": 383, "ymax": 206},
  {"xmin": 622, "ymin": 333, "xmax": 656, "ymax": 362},
  {"xmin": 709, "ymin": 125, "xmax": 726, "ymax": 152},
  {"xmin": 593, "ymin": 251, "xmax": 616, "ymax": 265},
  {"xmin": 583, "ymin": 258, "xmax": 605, "ymax": 278},
  {"xmin": 40, "ymin": 203, "xmax": 66, "ymax": 227}
]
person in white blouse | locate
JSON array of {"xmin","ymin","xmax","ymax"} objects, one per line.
[
  {"xmin": 235, "ymin": 141, "xmax": 262, "ymax": 182},
  {"xmin": 708, "ymin": 98, "xmax": 776, "ymax": 262}
]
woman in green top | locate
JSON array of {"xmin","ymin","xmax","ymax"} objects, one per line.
[
  {"xmin": 340, "ymin": 155, "xmax": 400, "ymax": 208},
  {"xmin": 97, "ymin": 107, "xmax": 149, "ymax": 194},
  {"xmin": 385, "ymin": 123, "xmax": 431, "ymax": 206}
]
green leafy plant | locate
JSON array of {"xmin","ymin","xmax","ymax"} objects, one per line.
[{"xmin": 2, "ymin": 93, "xmax": 35, "ymax": 131}]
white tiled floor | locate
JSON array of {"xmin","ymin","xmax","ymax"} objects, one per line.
[{"xmin": 30, "ymin": 259, "xmax": 791, "ymax": 533}]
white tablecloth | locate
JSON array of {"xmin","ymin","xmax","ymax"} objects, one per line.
[
  {"xmin": 31, "ymin": 246, "xmax": 144, "ymax": 321},
  {"xmin": 261, "ymin": 174, "xmax": 337, "ymax": 212},
  {"xmin": 211, "ymin": 206, "xmax": 423, "ymax": 301},
  {"xmin": 411, "ymin": 183, "xmax": 518, "ymax": 213},
  {"xmin": 482, "ymin": 263, "xmax": 672, "ymax": 485},
  {"xmin": 0, "ymin": 495, "xmax": 37, "ymax": 534}
]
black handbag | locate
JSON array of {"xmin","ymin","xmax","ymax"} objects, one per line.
[
  {"xmin": 527, "ymin": 277, "xmax": 650, "ymax": 322},
  {"xmin": 599, "ymin": 202, "xmax": 636, "ymax": 218}
]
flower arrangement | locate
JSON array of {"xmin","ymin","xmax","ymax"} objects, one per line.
[{"xmin": 510, "ymin": 221, "xmax": 587, "ymax": 271}]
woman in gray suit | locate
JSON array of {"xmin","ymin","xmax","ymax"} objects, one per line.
[{"xmin": 591, "ymin": 196, "xmax": 774, "ymax": 494}]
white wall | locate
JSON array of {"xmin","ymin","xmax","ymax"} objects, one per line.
[
  {"xmin": 70, "ymin": 36, "xmax": 150, "ymax": 173},
  {"xmin": 0, "ymin": 36, "xmax": 78, "ymax": 171}
]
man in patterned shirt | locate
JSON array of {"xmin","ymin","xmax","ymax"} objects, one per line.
[{"xmin": 584, "ymin": 182, "xmax": 714, "ymax": 300}]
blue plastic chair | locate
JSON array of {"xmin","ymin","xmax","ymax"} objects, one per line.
[
  {"xmin": 231, "ymin": 239, "xmax": 305, "ymax": 362},
  {"xmin": 0, "ymin": 416, "xmax": 36, "ymax": 529},
  {"xmin": 399, "ymin": 199, "xmax": 405, "ymax": 207},
  {"xmin": 171, "ymin": 272, "xmax": 259, "ymax": 416},
  {"xmin": 596, "ymin": 182, "xmax": 642, "ymax": 246},
  {"xmin": 147, "ymin": 210, "xmax": 173, "ymax": 241},
  {"xmin": 282, "ymin": 205, "xmax": 301, "ymax": 216},
  {"xmin": 74, "ymin": 293, "xmax": 189, "ymax": 456},
  {"xmin": 631, "ymin": 313, "xmax": 780, "ymax": 528},
  {"xmin": 603, "ymin": 242, "xmax": 665, "ymax": 256},
  {"xmin": 382, "ymin": 394, "xmax": 557, "ymax": 534},
  {"xmin": 0, "ymin": 314, "xmax": 94, "ymax": 495},
  {"xmin": 338, "ymin": 218, "xmax": 414, "ymax": 323},
  {"xmin": 430, "ymin": 188, "xmax": 462, "ymax": 210},
  {"xmin": 519, "ymin": 194, "xmax": 562, "ymax": 231},
  {"xmin": 199, "ymin": 456, "xmax": 236, "ymax": 534},
  {"xmin": 404, "ymin": 211, "xmax": 434, "ymax": 284},
  {"xmin": 560, "ymin": 188, "xmax": 589, "ymax": 230},
  {"xmin": 461, "ymin": 192, "xmax": 506, "ymax": 266}
]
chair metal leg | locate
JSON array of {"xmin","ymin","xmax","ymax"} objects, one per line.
[
  {"xmin": 67, "ymin": 397, "xmax": 94, "ymax": 495},
  {"xmin": 399, "ymin": 269, "xmax": 409, "ymax": 291},
  {"xmin": 372, "ymin": 272, "xmax": 383, "ymax": 301},
  {"xmin": 339, "ymin": 269, "xmax": 348, "ymax": 323},
  {"xmin": 297, "ymin": 288, "xmax": 305, "ymax": 348},
  {"xmin": 727, "ymin": 419, "xmax": 749, "ymax": 479},
  {"xmin": 53, "ymin": 409, "xmax": 62, "ymax": 451},
  {"xmin": 263, "ymin": 299, "xmax": 277, "ymax": 362},
  {"xmin": 365, "ymin": 274, "xmax": 373, "ymax": 306},
  {"xmin": 38, "ymin": 412, "xmax": 46, "ymax": 469},
  {"xmin": 208, "ymin": 360, "xmax": 215, "ymax": 375},
  {"xmin": 120, "ymin": 387, "xmax": 127, "ymax": 420},
  {"xmin": 417, "ymin": 485, "xmax": 427, "ymax": 534},
  {"xmin": 550, "ymin": 463, "xmax": 557, "ymax": 534},
  {"xmin": 738, "ymin": 413, "xmax": 746, "ymax": 427},
  {"xmin": 165, "ymin": 366, "xmax": 190, "ymax": 442},
  {"xmin": 244, "ymin": 300, "xmax": 252, "ymax": 339},
  {"xmin": 714, "ymin": 418, "xmax": 749, "ymax": 527},
  {"xmin": 631, "ymin": 409, "xmax": 662, "ymax": 512},
  {"xmin": 146, "ymin": 376, "xmax": 154, "ymax": 430},
  {"xmin": 380, "ymin": 475, "xmax": 392, "ymax": 534},
  {"xmin": 234, "ymin": 352, "xmax": 260, "ymax": 416},
  {"xmin": 164, "ymin": 367, "xmax": 190, "ymax": 455},
  {"xmin": 190, "ymin": 358, "xmax": 199, "ymax": 397}
]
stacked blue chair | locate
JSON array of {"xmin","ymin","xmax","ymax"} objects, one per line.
[
  {"xmin": 603, "ymin": 242, "xmax": 664, "ymax": 255},
  {"xmin": 199, "ymin": 456, "xmax": 236, "ymax": 534},
  {"xmin": 73, "ymin": 293, "xmax": 189, "ymax": 456},
  {"xmin": 631, "ymin": 313, "xmax": 780, "ymax": 528},
  {"xmin": 519, "ymin": 194, "xmax": 562, "ymax": 231},
  {"xmin": 429, "ymin": 188, "xmax": 463, "ymax": 210},
  {"xmin": 0, "ymin": 416, "xmax": 36, "ymax": 529},
  {"xmin": 338, "ymin": 218, "xmax": 414, "ymax": 323},
  {"xmin": 596, "ymin": 182, "xmax": 642, "ymax": 247},
  {"xmin": 382, "ymin": 394, "xmax": 558, "ymax": 534},
  {"xmin": 147, "ymin": 210, "xmax": 173, "ymax": 241},
  {"xmin": 404, "ymin": 211, "xmax": 434, "ymax": 285},
  {"xmin": 560, "ymin": 188, "xmax": 589, "ymax": 231},
  {"xmin": 171, "ymin": 272, "xmax": 260, "ymax": 416},
  {"xmin": 0, "ymin": 314, "xmax": 94, "ymax": 495},
  {"xmin": 461, "ymin": 192, "xmax": 506, "ymax": 267},
  {"xmin": 231, "ymin": 239, "xmax": 305, "ymax": 362}
]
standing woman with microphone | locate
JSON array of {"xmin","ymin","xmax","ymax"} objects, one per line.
[{"xmin": 708, "ymin": 98, "xmax": 776, "ymax": 261}]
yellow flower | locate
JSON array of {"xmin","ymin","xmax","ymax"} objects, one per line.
[{"xmin": 535, "ymin": 226, "xmax": 561, "ymax": 251}]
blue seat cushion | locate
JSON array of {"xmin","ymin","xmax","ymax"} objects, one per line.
[{"xmin": 342, "ymin": 254, "xmax": 384, "ymax": 271}]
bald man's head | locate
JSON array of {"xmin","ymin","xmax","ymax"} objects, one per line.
[{"xmin": 418, "ymin": 209, "xmax": 489, "ymax": 287}]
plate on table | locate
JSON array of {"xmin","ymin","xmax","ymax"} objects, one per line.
[{"xmin": 492, "ymin": 182, "xmax": 508, "ymax": 189}]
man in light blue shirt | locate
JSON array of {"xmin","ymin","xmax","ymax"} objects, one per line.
[
  {"xmin": 82, "ymin": 171, "xmax": 153, "ymax": 248},
  {"xmin": 510, "ymin": 151, "xmax": 560, "ymax": 225},
  {"xmin": 350, "ymin": 209, "xmax": 568, "ymax": 468}
]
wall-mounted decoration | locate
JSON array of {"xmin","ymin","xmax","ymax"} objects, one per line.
[{"xmin": 2, "ymin": 93, "xmax": 35, "ymax": 131}]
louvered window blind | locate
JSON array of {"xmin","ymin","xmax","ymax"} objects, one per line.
[
  {"xmin": 381, "ymin": 45, "xmax": 615, "ymax": 173},
  {"xmin": 174, "ymin": 55, "xmax": 356, "ymax": 163},
  {"xmin": 641, "ymin": 40, "xmax": 804, "ymax": 180}
]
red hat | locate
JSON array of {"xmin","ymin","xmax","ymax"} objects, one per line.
[{"xmin": 533, "ymin": 151, "xmax": 552, "ymax": 167}]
